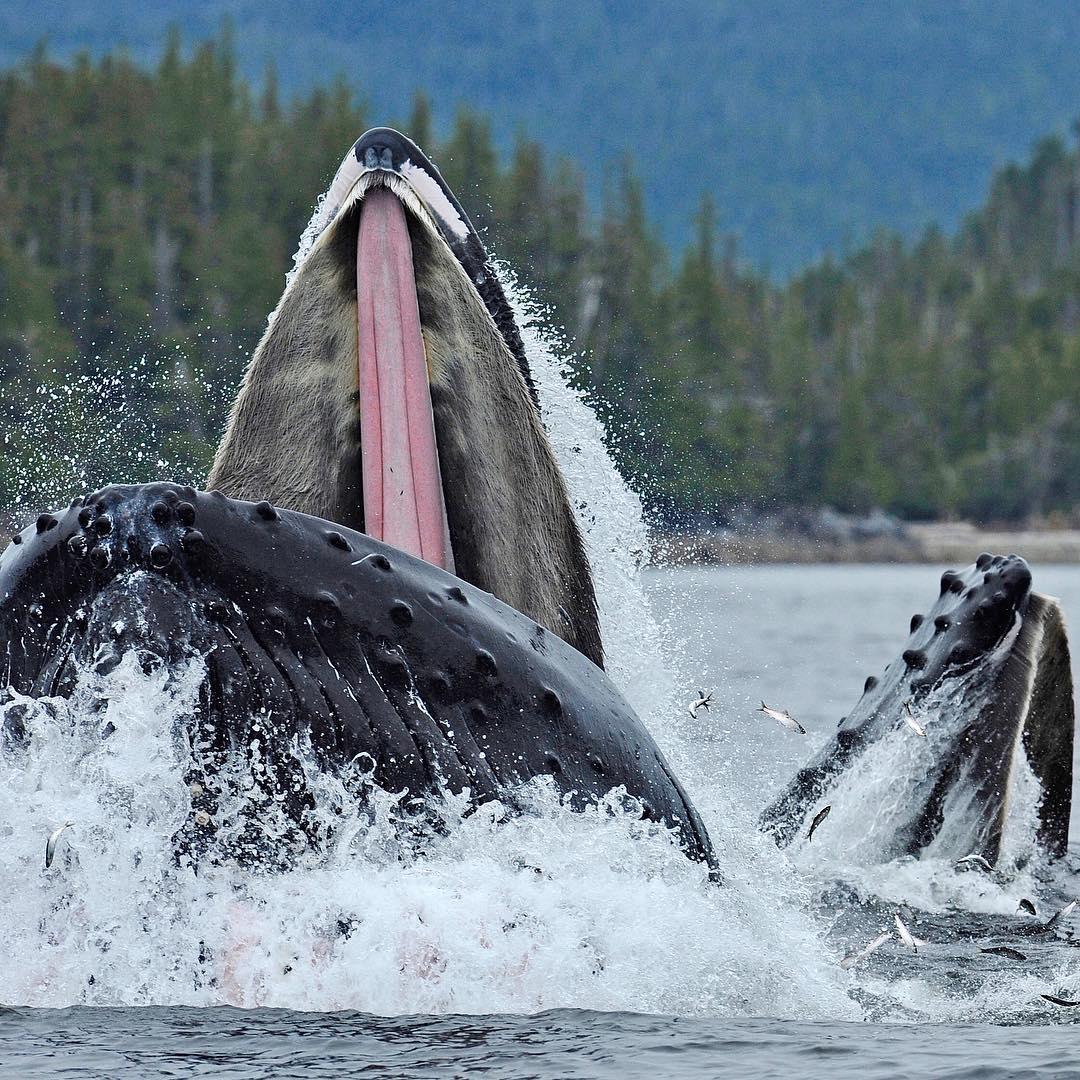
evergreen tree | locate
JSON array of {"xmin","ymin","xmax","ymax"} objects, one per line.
[{"xmin": 0, "ymin": 40, "xmax": 1078, "ymax": 525}]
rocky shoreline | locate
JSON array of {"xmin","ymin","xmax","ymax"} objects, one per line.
[{"xmin": 653, "ymin": 510, "xmax": 1080, "ymax": 566}]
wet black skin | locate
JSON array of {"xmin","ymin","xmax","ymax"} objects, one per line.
[
  {"xmin": 760, "ymin": 554, "xmax": 1074, "ymax": 864},
  {"xmin": 0, "ymin": 484, "xmax": 714, "ymax": 869}
]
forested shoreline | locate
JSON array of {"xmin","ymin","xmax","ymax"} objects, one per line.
[{"xmin": 1, "ymin": 34, "xmax": 1078, "ymax": 525}]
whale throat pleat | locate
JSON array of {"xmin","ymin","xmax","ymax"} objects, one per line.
[{"xmin": 357, "ymin": 186, "xmax": 452, "ymax": 571}]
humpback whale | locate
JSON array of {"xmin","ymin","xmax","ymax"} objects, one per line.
[
  {"xmin": 0, "ymin": 130, "xmax": 716, "ymax": 870},
  {"xmin": 760, "ymin": 554, "xmax": 1074, "ymax": 867},
  {"xmin": 0, "ymin": 484, "xmax": 712, "ymax": 867}
]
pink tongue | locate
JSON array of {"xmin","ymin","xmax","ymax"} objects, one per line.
[{"xmin": 356, "ymin": 187, "xmax": 451, "ymax": 570}]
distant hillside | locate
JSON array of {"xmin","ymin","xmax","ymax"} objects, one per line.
[
  {"xmin": 3, "ymin": 1, "xmax": 1080, "ymax": 272},
  {"xmin": 1, "ymin": 45, "xmax": 1077, "ymax": 524}
]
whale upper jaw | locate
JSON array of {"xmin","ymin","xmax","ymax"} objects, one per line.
[
  {"xmin": 303, "ymin": 127, "xmax": 533, "ymax": 398},
  {"xmin": 760, "ymin": 554, "xmax": 1075, "ymax": 867}
]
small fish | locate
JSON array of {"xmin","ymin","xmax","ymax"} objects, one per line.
[
  {"xmin": 757, "ymin": 701, "xmax": 806, "ymax": 734},
  {"xmin": 1042, "ymin": 994, "xmax": 1080, "ymax": 1008},
  {"xmin": 902, "ymin": 700, "xmax": 927, "ymax": 737},
  {"xmin": 894, "ymin": 912, "xmax": 919, "ymax": 953},
  {"xmin": 1045, "ymin": 900, "xmax": 1078, "ymax": 928},
  {"xmin": 840, "ymin": 930, "xmax": 891, "ymax": 970},
  {"xmin": 955, "ymin": 853, "xmax": 993, "ymax": 872},
  {"xmin": 1018, "ymin": 898, "xmax": 1038, "ymax": 917},
  {"xmin": 688, "ymin": 691, "xmax": 714, "ymax": 719},
  {"xmin": 45, "ymin": 820, "xmax": 75, "ymax": 869},
  {"xmin": 806, "ymin": 805, "xmax": 832, "ymax": 842},
  {"xmin": 980, "ymin": 946, "xmax": 1027, "ymax": 961}
]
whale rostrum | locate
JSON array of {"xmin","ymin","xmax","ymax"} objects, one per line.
[
  {"xmin": 0, "ymin": 484, "xmax": 714, "ymax": 869},
  {"xmin": 760, "ymin": 554, "xmax": 1074, "ymax": 866}
]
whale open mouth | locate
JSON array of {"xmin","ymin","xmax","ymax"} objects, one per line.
[
  {"xmin": 310, "ymin": 129, "xmax": 536, "ymax": 579},
  {"xmin": 209, "ymin": 128, "xmax": 604, "ymax": 669},
  {"xmin": 760, "ymin": 554, "xmax": 1075, "ymax": 865}
]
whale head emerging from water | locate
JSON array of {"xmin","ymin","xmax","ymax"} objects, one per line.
[
  {"xmin": 0, "ymin": 484, "xmax": 714, "ymax": 870},
  {"xmin": 760, "ymin": 554, "xmax": 1074, "ymax": 867},
  {"xmin": 0, "ymin": 130, "xmax": 716, "ymax": 872},
  {"xmin": 207, "ymin": 129, "xmax": 603, "ymax": 670}
]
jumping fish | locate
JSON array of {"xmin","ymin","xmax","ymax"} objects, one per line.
[
  {"xmin": 1042, "ymin": 994, "xmax": 1080, "ymax": 1008},
  {"xmin": 894, "ymin": 912, "xmax": 919, "ymax": 953},
  {"xmin": 980, "ymin": 946, "xmax": 1027, "ymax": 961},
  {"xmin": 758, "ymin": 702, "xmax": 806, "ymax": 734},
  {"xmin": 955, "ymin": 853, "xmax": 993, "ymax": 872},
  {"xmin": 689, "ymin": 691, "xmax": 714, "ymax": 719},
  {"xmin": 840, "ymin": 930, "xmax": 891, "ymax": 970},
  {"xmin": 902, "ymin": 700, "xmax": 927, "ymax": 738},
  {"xmin": 806, "ymin": 805, "xmax": 832, "ymax": 842},
  {"xmin": 44, "ymin": 820, "xmax": 75, "ymax": 869},
  {"xmin": 1018, "ymin": 898, "xmax": 1038, "ymax": 917},
  {"xmin": 1045, "ymin": 900, "xmax": 1077, "ymax": 929}
]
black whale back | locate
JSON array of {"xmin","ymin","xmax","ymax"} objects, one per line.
[{"xmin": 0, "ymin": 483, "xmax": 714, "ymax": 867}]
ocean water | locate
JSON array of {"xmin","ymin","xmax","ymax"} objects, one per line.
[
  {"xmin": 2, "ymin": 565, "xmax": 1077, "ymax": 1078},
  {"xmin": 4, "ymin": 1003, "xmax": 1080, "ymax": 1079}
]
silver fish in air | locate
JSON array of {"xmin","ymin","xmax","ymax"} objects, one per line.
[
  {"xmin": 902, "ymin": 700, "xmax": 927, "ymax": 737},
  {"xmin": 1046, "ymin": 900, "xmax": 1078, "ymax": 929},
  {"xmin": 758, "ymin": 701, "xmax": 806, "ymax": 734},
  {"xmin": 894, "ymin": 912, "xmax": 919, "ymax": 953},
  {"xmin": 955, "ymin": 853, "xmax": 993, "ymax": 872},
  {"xmin": 688, "ymin": 691, "xmax": 714, "ymax": 719},
  {"xmin": 840, "ymin": 930, "xmax": 891, "ymax": 970},
  {"xmin": 806, "ymin": 805, "xmax": 832, "ymax": 842},
  {"xmin": 45, "ymin": 820, "xmax": 75, "ymax": 869}
]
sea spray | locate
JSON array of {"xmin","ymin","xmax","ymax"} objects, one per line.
[
  {"xmin": 1, "ymin": 347, "xmax": 222, "ymax": 523},
  {"xmin": 0, "ymin": 646, "xmax": 849, "ymax": 1015}
]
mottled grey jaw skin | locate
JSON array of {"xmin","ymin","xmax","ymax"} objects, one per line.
[
  {"xmin": 207, "ymin": 132, "xmax": 604, "ymax": 671},
  {"xmin": 0, "ymin": 484, "xmax": 714, "ymax": 871},
  {"xmin": 760, "ymin": 554, "xmax": 1075, "ymax": 866}
]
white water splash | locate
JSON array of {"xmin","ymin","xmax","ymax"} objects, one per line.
[
  {"xmin": 0, "ymin": 645, "xmax": 850, "ymax": 1016},
  {"xmin": 1, "ymin": 348, "xmax": 217, "ymax": 523},
  {"xmin": 782, "ymin": 660, "xmax": 1053, "ymax": 909}
]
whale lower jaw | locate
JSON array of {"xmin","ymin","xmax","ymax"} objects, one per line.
[
  {"xmin": 0, "ymin": 483, "xmax": 714, "ymax": 871},
  {"xmin": 760, "ymin": 555, "xmax": 1074, "ymax": 867}
]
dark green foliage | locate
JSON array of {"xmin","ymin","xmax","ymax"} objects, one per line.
[
  {"xmin": 6, "ymin": 1, "xmax": 1080, "ymax": 271},
  {"xmin": 0, "ymin": 39, "xmax": 1077, "ymax": 525}
]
